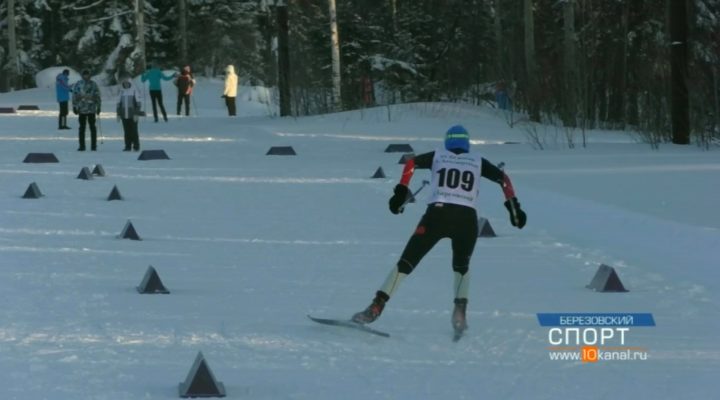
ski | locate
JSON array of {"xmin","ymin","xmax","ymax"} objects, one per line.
[{"xmin": 307, "ymin": 315, "xmax": 390, "ymax": 338}]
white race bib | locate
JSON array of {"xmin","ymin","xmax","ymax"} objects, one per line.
[{"xmin": 427, "ymin": 149, "xmax": 482, "ymax": 210}]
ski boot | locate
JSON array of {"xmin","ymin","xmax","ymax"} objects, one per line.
[
  {"xmin": 452, "ymin": 298, "xmax": 468, "ymax": 333},
  {"xmin": 352, "ymin": 291, "xmax": 388, "ymax": 324}
]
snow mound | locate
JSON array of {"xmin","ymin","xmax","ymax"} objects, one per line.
[{"xmin": 35, "ymin": 67, "xmax": 82, "ymax": 89}]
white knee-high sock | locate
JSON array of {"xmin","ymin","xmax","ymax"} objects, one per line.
[
  {"xmin": 379, "ymin": 267, "xmax": 407, "ymax": 298},
  {"xmin": 453, "ymin": 270, "xmax": 470, "ymax": 300}
]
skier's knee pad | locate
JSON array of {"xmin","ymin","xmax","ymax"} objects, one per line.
[
  {"xmin": 397, "ymin": 259, "xmax": 415, "ymax": 274},
  {"xmin": 452, "ymin": 264, "xmax": 469, "ymax": 276}
]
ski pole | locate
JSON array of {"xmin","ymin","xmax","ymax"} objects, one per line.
[
  {"xmin": 98, "ymin": 112, "xmax": 104, "ymax": 144},
  {"xmin": 399, "ymin": 179, "xmax": 430, "ymax": 212},
  {"xmin": 191, "ymin": 95, "xmax": 199, "ymax": 117}
]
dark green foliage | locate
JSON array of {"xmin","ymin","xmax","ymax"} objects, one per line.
[
  {"xmin": 0, "ymin": 0, "xmax": 718, "ymax": 144},
  {"xmin": 185, "ymin": 0, "xmax": 263, "ymax": 78}
]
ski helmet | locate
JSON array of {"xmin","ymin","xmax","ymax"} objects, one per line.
[{"xmin": 445, "ymin": 125, "xmax": 470, "ymax": 152}]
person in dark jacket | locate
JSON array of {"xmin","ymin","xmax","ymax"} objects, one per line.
[
  {"xmin": 55, "ymin": 69, "xmax": 72, "ymax": 129},
  {"xmin": 116, "ymin": 76, "xmax": 142, "ymax": 151},
  {"xmin": 71, "ymin": 69, "xmax": 101, "ymax": 151},
  {"xmin": 351, "ymin": 125, "xmax": 527, "ymax": 338},
  {"xmin": 175, "ymin": 65, "xmax": 195, "ymax": 116},
  {"xmin": 141, "ymin": 63, "xmax": 175, "ymax": 122}
]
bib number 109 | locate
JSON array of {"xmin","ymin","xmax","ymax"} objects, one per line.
[{"xmin": 436, "ymin": 168, "xmax": 474, "ymax": 191}]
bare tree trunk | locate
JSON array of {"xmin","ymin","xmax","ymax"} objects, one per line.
[
  {"xmin": 576, "ymin": 0, "xmax": 593, "ymax": 130},
  {"xmin": 607, "ymin": 1, "xmax": 629, "ymax": 129},
  {"xmin": 493, "ymin": 0, "xmax": 504, "ymax": 79},
  {"xmin": 329, "ymin": 0, "xmax": 342, "ymax": 111},
  {"xmin": 597, "ymin": 81, "xmax": 608, "ymax": 126},
  {"xmin": 626, "ymin": 2, "xmax": 639, "ymax": 128},
  {"xmin": 50, "ymin": 4, "xmax": 63, "ymax": 64},
  {"xmin": 258, "ymin": 2, "xmax": 276, "ymax": 87},
  {"xmin": 562, "ymin": 0, "xmax": 577, "ymax": 127},
  {"xmin": 670, "ymin": 0, "xmax": 689, "ymax": 144},
  {"xmin": 620, "ymin": 1, "xmax": 629, "ymax": 128},
  {"xmin": 714, "ymin": 66, "xmax": 720, "ymax": 138},
  {"xmin": 277, "ymin": 4, "xmax": 291, "ymax": 116},
  {"xmin": 135, "ymin": 0, "xmax": 147, "ymax": 73},
  {"xmin": 178, "ymin": 0, "xmax": 188, "ymax": 65},
  {"xmin": 7, "ymin": 0, "xmax": 18, "ymax": 90},
  {"xmin": 524, "ymin": 0, "xmax": 540, "ymax": 121},
  {"xmin": 390, "ymin": 0, "xmax": 397, "ymax": 33},
  {"xmin": 600, "ymin": 3, "xmax": 621, "ymax": 128}
]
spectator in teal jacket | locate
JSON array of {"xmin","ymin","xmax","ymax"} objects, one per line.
[
  {"xmin": 55, "ymin": 69, "xmax": 72, "ymax": 130},
  {"xmin": 141, "ymin": 64, "xmax": 176, "ymax": 122}
]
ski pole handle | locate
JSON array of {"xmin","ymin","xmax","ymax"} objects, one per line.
[{"xmin": 399, "ymin": 180, "xmax": 430, "ymax": 211}]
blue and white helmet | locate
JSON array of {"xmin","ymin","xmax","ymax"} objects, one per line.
[{"xmin": 445, "ymin": 125, "xmax": 470, "ymax": 152}]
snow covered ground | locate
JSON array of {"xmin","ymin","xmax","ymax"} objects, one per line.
[{"xmin": 0, "ymin": 77, "xmax": 718, "ymax": 399}]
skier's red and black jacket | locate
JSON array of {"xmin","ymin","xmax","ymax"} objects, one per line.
[{"xmin": 400, "ymin": 151, "xmax": 516, "ymax": 201}]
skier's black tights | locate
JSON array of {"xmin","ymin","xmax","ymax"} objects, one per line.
[{"xmin": 396, "ymin": 203, "xmax": 478, "ymax": 274}]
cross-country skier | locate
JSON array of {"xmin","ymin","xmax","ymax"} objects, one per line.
[{"xmin": 352, "ymin": 125, "xmax": 527, "ymax": 337}]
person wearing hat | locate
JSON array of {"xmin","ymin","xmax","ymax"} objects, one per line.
[
  {"xmin": 351, "ymin": 125, "xmax": 527, "ymax": 337},
  {"xmin": 55, "ymin": 69, "xmax": 72, "ymax": 129},
  {"xmin": 71, "ymin": 69, "xmax": 102, "ymax": 151},
  {"xmin": 141, "ymin": 63, "xmax": 175, "ymax": 122},
  {"xmin": 222, "ymin": 64, "xmax": 238, "ymax": 116},
  {"xmin": 116, "ymin": 76, "xmax": 142, "ymax": 151},
  {"xmin": 174, "ymin": 65, "xmax": 195, "ymax": 116}
]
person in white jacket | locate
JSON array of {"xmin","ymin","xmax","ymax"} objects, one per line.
[
  {"xmin": 222, "ymin": 65, "xmax": 238, "ymax": 116},
  {"xmin": 116, "ymin": 77, "xmax": 142, "ymax": 151}
]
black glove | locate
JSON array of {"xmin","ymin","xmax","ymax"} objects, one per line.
[
  {"xmin": 73, "ymin": 108, "xmax": 78, "ymax": 115},
  {"xmin": 504, "ymin": 197, "xmax": 527, "ymax": 229},
  {"xmin": 96, "ymin": 109, "xmax": 101, "ymax": 116},
  {"xmin": 221, "ymin": 95, "xmax": 226, "ymax": 99},
  {"xmin": 388, "ymin": 184, "xmax": 409, "ymax": 214}
]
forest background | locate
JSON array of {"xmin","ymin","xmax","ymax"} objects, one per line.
[{"xmin": 1, "ymin": 0, "xmax": 718, "ymax": 145}]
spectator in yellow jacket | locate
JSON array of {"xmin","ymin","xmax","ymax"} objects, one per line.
[{"xmin": 222, "ymin": 65, "xmax": 238, "ymax": 116}]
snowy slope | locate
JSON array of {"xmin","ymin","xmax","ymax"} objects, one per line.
[{"xmin": 0, "ymin": 81, "xmax": 718, "ymax": 400}]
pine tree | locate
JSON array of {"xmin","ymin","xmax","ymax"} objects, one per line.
[
  {"xmin": 1, "ymin": 0, "xmax": 48, "ymax": 89},
  {"xmin": 0, "ymin": 0, "xmax": 716, "ymax": 147},
  {"xmin": 186, "ymin": 0, "xmax": 263, "ymax": 78}
]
